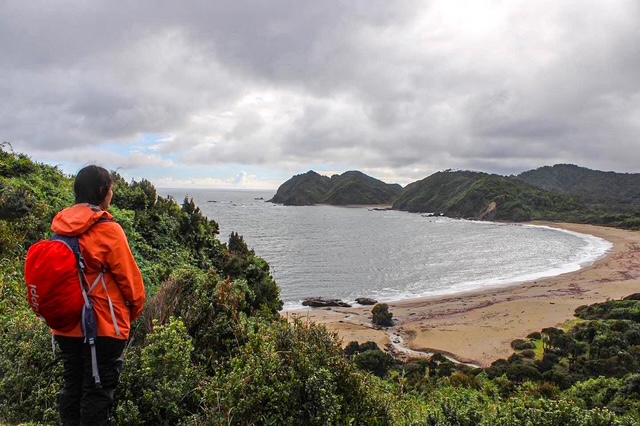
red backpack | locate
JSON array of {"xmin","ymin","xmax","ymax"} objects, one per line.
[{"xmin": 25, "ymin": 234, "xmax": 87, "ymax": 332}]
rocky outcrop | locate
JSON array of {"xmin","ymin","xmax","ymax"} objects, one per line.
[
  {"xmin": 355, "ymin": 297, "xmax": 378, "ymax": 305},
  {"xmin": 302, "ymin": 297, "xmax": 352, "ymax": 308}
]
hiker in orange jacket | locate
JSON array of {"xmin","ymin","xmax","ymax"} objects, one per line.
[{"xmin": 52, "ymin": 165, "xmax": 146, "ymax": 426}]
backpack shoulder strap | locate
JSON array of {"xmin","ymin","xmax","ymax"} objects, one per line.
[{"xmin": 51, "ymin": 234, "xmax": 85, "ymax": 271}]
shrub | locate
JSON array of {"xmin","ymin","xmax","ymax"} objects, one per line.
[
  {"xmin": 487, "ymin": 396, "xmax": 629, "ymax": 425},
  {"xmin": 505, "ymin": 364, "xmax": 543, "ymax": 383},
  {"xmin": 354, "ymin": 350, "xmax": 396, "ymax": 378},
  {"xmin": 0, "ymin": 310, "xmax": 61, "ymax": 425},
  {"xmin": 115, "ymin": 318, "xmax": 202, "ymax": 426},
  {"xmin": 360, "ymin": 341, "xmax": 381, "ymax": 352},
  {"xmin": 344, "ymin": 341, "xmax": 360, "ymax": 356},
  {"xmin": 371, "ymin": 303, "xmax": 393, "ymax": 327},
  {"xmin": 527, "ymin": 331, "xmax": 542, "ymax": 340},
  {"xmin": 201, "ymin": 317, "xmax": 390, "ymax": 425},
  {"xmin": 511, "ymin": 338, "xmax": 536, "ymax": 350}
]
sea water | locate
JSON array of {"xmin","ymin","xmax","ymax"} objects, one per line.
[{"xmin": 158, "ymin": 189, "xmax": 612, "ymax": 310}]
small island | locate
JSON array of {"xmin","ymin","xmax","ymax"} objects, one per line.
[{"xmin": 268, "ymin": 170, "xmax": 403, "ymax": 206}]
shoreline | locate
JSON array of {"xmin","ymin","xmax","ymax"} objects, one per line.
[{"xmin": 284, "ymin": 222, "xmax": 640, "ymax": 367}]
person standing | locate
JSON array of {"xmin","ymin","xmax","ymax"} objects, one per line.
[{"xmin": 51, "ymin": 165, "xmax": 146, "ymax": 426}]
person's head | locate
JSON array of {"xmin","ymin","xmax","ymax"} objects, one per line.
[{"xmin": 74, "ymin": 165, "xmax": 114, "ymax": 210}]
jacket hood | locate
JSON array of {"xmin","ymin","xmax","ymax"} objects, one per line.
[{"xmin": 51, "ymin": 204, "xmax": 114, "ymax": 236}]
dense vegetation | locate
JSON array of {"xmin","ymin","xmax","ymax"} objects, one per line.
[
  {"xmin": 2, "ymin": 145, "xmax": 640, "ymax": 425},
  {"xmin": 269, "ymin": 170, "xmax": 403, "ymax": 206},
  {"xmin": 515, "ymin": 164, "xmax": 640, "ymax": 229},
  {"xmin": 268, "ymin": 170, "xmax": 332, "ymax": 206},
  {"xmin": 516, "ymin": 164, "xmax": 640, "ymax": 211},
  {"xmin": 392, "ymin": 170, "xmax": 588, "ymax": 222}
]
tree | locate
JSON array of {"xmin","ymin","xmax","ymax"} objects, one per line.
[{"xmin": 371, "ymin": 303, "xmax": 393, "ymax": 327}]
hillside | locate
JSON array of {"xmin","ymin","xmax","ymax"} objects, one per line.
[
  {"xmin": 392, "ymin": 170, "xmax": 587, "ymax": 221},
  {"xmin": 267, "ymin": 170, "xmax": 331, "ymax": 205},
  {"xmin": 269, "ymin": 170, "xmax": 403, "ymax": 206},
  {"xmin": 515, "ymin": 164, "xmax": 640, "ymax": 211}
]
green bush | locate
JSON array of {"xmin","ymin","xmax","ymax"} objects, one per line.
[
  {"xmin": 116, "ymin": 318, "xmax": 202, "ymax": 425},
  {"xmin": 487, "ymin": 396, "xmax": 631, "ymax": 426},
  {"xmin": 201, "ymin": 317, "xmax": 390, "ymax": 425},
  {"xmin": 354, "ymin": 350, "xmax": 396, "ymax": 378},
  {"xmin": 371, "ymin": 303, "xmax": 393, "ymax": 327},
  {"xmin": 511, "ymin": 338, "xmax": 536, "ymax": 350},
  {"xmin": 0, "ymin": 310, "xmax": 61, "ymax": 425}
]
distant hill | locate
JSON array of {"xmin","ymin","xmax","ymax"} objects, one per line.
[
  {"xmin": 392, "ymin": 170, "xmax": 587, "ymax": 222},
  {"xmin": 269, "ymin": 170, "xmax": 403, "ymax": 206},
  {"xmin": 270, "ymin": 165, "xmax": 640, "ymax": 228},
  {"xmin": 514, "ymin": 164, "xmax": 640, "ymax": 212},
  {"xmin": 268, "ymin": 171, "xmax": 332, "ymax": 205}
]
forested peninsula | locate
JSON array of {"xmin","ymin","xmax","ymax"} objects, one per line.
[
  {"xmin": 3, "ymin": 145, "xmax": 640, "ymax": 425},
  {"xmin": 269, "ymin": 170, "xmax": 403, "ymax": 206},
  {"xmin": 273, "ymin": 165, "xmax": 640, "ymax": 229}
]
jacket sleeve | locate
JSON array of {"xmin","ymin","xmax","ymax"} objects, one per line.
[{"xmin": 104, "ymin": 223, "xmax": 146, "ymax": 322}]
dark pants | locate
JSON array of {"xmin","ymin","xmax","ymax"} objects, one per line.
[{"xmin": 55, "ymin": 336, "xmax": 126, "ymax": 426}]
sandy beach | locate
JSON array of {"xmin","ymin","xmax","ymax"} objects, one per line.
[{"xmin": 284, "ymin": 222, "xmax": 640, "ymax": 367}]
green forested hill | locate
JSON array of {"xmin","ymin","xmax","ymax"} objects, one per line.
[
  {"xmin": 392, "ymin": 170, "xmax": 587, "ymax": 222},
  {"xmin": 272, "ymin": 165, "xmax": 640, "ymax": 228},
  {"xmin": 323, "ymin": 171, "xmax": 403, "ymax": 205},
  {"xmin": 269, "ymin": 170, "xmax": 402, "ymax": 206},
  {"xmin": 268, "ymin": 170, "xmax": 332, "ymax": 205},
  {"xmin": 515, "ymin": 164, "xmax": 640, "ymax": 211},
  {"xmin": 3, "ymin": 146, "xmax": 640, "ymax": 425}
]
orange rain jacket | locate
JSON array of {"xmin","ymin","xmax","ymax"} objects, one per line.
[{"xmin": 50, "ymin": 204, "xmax": 146, "ymax": 340}]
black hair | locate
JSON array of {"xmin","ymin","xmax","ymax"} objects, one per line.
[{"xmin": 74, "ymin": 165, "xmax": 114, "ymax": 206}]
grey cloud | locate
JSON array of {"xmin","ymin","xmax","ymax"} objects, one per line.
[{"xmin": 2, "ymin": 0, "xmax": 640, "ymax": 184}]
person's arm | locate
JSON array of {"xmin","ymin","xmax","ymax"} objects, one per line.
[{"xmin": 104, "ymin": 223, "xmax": 146, "ymax": 321}]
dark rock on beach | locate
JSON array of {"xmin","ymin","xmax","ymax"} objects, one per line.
[
  {"xmin": 302, "ymin": 297, "xmax": 352, "ymax": 308},
  {"xmin": 355, "ymin": 297, "xmax": 378, "ymax": 305}
]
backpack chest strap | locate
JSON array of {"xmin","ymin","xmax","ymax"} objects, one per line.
[{"xmin": 80, "ymin": 269, "xmax": 121, "ymax": 337}]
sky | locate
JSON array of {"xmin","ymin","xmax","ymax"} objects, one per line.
[{"xmin": 2, "ymin": 0, "xmax": 639, "ymax": 190}]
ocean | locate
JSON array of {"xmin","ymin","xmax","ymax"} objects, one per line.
[{"xmin": 158, "ymin": 188, "xmax": 612, "ymax": 310}]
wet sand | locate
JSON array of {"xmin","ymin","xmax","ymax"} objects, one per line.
[{"xmin": 283, "ymin": 222, "xmax": 640, "ymax": 367}]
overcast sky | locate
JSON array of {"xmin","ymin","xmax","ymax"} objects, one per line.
[{"xmin": 2, "ymin": 0, "xmax": 639, "ymax": 189}]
